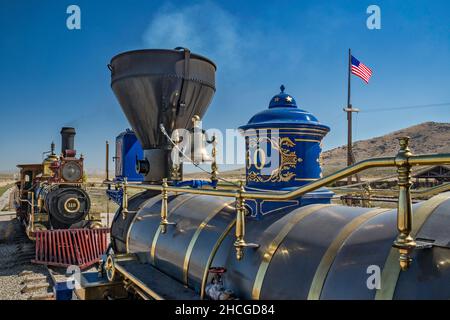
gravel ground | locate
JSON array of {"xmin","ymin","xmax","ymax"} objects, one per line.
[
  {"xmin": 0, "ymin": 218, "xmax": 52, "ymax": 300},
  {"xmin": 0, "ymin": 186, "xmax": 14, "ymax": 211}
]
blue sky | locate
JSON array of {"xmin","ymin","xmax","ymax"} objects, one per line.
[{"xmin": 0, "ymin": 0, "xmax": 449, "ymax": 172}]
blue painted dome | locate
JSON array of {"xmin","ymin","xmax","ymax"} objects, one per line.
[
  {"xmin": 269, "ymin": 84, "xmax": 297, "ymax": 108},
  {"xmin": 238, "ymin": 85, "xmax": 334, "ymax": 218},
  {"xmin": 239, "ymin": 85, "xmax": 330, "ymax": 131}
]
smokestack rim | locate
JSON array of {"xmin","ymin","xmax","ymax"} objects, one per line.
[
  {"xmin": 60, "ymin": 127, "xmax": 76, "ymax": 135},
  {"xmin": 109, "ymin": 49, "xmax": 217, "ymax": 71}
]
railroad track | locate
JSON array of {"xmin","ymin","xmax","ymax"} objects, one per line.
[
  {"xmin": 19, "ymin": 270, "xmax": 54, "ymax": 300},
  {"xmin": 0, "ymin": 218, "xmax": 54, "ymax": 300}
]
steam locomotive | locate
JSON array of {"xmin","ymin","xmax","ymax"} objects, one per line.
[
  {"xmin": 14, "ymin": 127, "xmax": 101, "ymax": 238},
  {"xmin": 96, "ymin": 48, "xmax": 450, "ymax": 300}
]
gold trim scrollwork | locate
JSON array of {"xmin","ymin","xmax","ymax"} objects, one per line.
[{"xmin": 247, "ymin": 137, "xmax": 299, "ymax": 183}]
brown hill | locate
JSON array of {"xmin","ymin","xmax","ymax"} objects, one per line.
[{"xmin": 322, "ymin": 122, "xmax": 450, "ymax": 173}]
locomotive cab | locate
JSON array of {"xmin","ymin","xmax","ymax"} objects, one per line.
[{"xmin": 15, "ymin": 163, "xmax": 43, "ymax": 224}]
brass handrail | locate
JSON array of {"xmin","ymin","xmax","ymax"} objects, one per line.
[
  {"xmin": 109, "ymin": 154, "xmax": 450, "ymax": 201},
  {"xmin": 331, "ymin": 182, "xmax": 450, "ymax": 198},
  {"xmin": 107, "ymin": 157, "xmax": 396, "ymax": 199},
  {"xmin": 105, "ymin": 139, "xmax": 450, "ymax": 270}
]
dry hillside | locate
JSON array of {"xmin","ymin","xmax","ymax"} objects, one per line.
[{"xmin": 322, "ymin": 122, "xmax": 450, "ymax": 170}]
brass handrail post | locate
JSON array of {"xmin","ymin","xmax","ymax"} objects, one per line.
[
  {"xmin": 171, "ymin": 163, "xmax": 181, "ymax": 182},
  {"xmin": 210, "ymin": 135, "xmax": 218, "ymax": 187},
  {"xmin": 393, "ymin": 137, "xmax": 416, "ymax": 270},
  {"xmin": 122, "ymin": 178, "xmax": 129, "ymax": 219},
  {"xmin": 234, "ymin": 181, "xmax": 259, "ymax": 260},
  {"xmin": 29, "ymin": 191, "xmax": 35, "ymax": 232},
  {"xmin": 160, "ymin": 178, "xmax": 176, "ymax": 233},
  {"xmin": 105, "ymin": 141, "xmax": 110, "ymax": 183},
  {"xmin": 363, "ymin": 184, "xmax": 372, "ymax": 208}
]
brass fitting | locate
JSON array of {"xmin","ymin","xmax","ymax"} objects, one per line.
[
  {"xmin": 160, "ymin": 178, "xmax": 176, "ymax": 233},
  {"xmin": 234, "ymin": 181, "xmax": 259, "ymax": 260},
  {"xmin": 28, "ymin": 191, "xmax": 35, "ymax": 232},
  {"xmin": 122, "ymin": 178, "xmax": 129, "ymax": 220},
  {"xmin": 362, "ymin": 184, "xmax": 372, "ymax": 208},
  {"xmin": 105, "ymin": 255, "xmax": 116, "ymax": 282},
  {"xmin": 37, "ymin": 196, "xmax": 43, "ymax": 211},
  {"xmin": 393, "ymin": 137, "xmax": 416, "ymax": 270},
  {"xmin": 210, "ymin": 135, "xmax": 219, "ymax": 186},
  {"xmin": 170, "ymin": 163, "xmax": 181, "ymax": 181}
]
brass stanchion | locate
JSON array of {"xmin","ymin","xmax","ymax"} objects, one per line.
[
  {"xmin": 122, "ymin": 178, "xmax": 129, "ymax": 220},
  {"xmin": 29, "ymin": 191, "xmax": 35, "ymax": 232},
  {"xmin": 393, "ymin": 137, "xmax": 416, "ymax": 270},
  {"xmin": 210, "ymin": 135, "xmax": 218, "ymax": 187},
  {"xmin": 233, "ymin": 181, "xmax": 259, "ymax": 260},
  {"xmin": 160, "ymin": 178, "xmax": 176, "ymax": 233}
]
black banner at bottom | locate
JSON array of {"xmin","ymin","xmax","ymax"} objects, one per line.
[{"xmin": 2, "ymin": 300, "xmax": 446, "ymax": 319}]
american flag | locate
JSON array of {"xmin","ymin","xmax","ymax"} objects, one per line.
[{"xmin": 351, "ymin": 55, "xmax": 373, "ymax": 83}]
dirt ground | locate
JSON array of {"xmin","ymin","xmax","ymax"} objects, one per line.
[{"xmin": 0, "ymin": 216, "xmax": 51, "ymax": 300}]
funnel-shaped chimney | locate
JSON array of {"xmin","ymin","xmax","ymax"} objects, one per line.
[
  {"xmin": 109, "ymin": 49, "xmax": 216, "ymax": 149},
  {"xmin": 60, "ymin": 127, "xmax": 76, "ymax": 156}
]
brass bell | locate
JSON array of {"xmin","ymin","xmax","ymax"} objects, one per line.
[{"xmin": 189, "ymin": 115, "xmax": 213, "ymax": 165}]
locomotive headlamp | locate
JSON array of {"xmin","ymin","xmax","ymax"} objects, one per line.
[{"xmin": 62, "ymin": 161, "xmax": 82, "ymax": 182}]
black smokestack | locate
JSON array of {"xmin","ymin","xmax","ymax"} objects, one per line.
[{"xmin": 60, "ymin": 127, "xmax": 76, "ymax": 156}]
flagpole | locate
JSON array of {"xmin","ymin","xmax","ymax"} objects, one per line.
[{"xmin": 346, "ymin": 48, "xmax": 353, "ymax": 185}]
